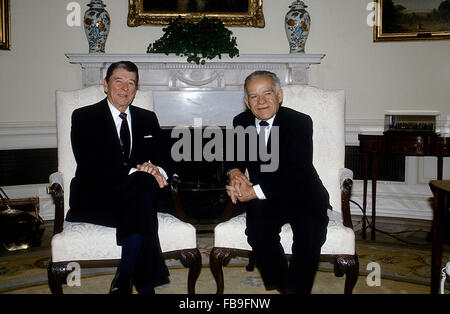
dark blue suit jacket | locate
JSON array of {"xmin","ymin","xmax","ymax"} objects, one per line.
[
  {"xmin": 229, "ymin": 106, "xmax": 330, "ymax": 217},
  {"xmin": 66, "ymin": 98, "xmax": 172, "ymax": 227}
]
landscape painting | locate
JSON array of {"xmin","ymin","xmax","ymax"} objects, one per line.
[
  {"xmin": 0, "ymin": 0, "xmax": 10, "ymax": 50},
  {"xmin": 375, "ymin": 0, "xmax": 450, "ymax": 41}
]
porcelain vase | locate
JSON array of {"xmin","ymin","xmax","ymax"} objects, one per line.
[
  {"xmin": 285, "ymin": 1, "xmax": 311, "ymax": 53},
  {"xmin": 84, "ymin": 0, "xmax": 110, "ymax": 53}
]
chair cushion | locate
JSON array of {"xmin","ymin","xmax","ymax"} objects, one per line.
[
  {"xmin": 51, "ymin": 213, "xmax": 197, "ymax": 262},
  {"xmin": 213, "ymin": 210, "xmax": 355, "ymax": 255}
]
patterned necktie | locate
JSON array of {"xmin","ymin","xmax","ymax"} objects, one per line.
[{"xmin": 119, "ymin": 112, "xmax": 131, "ymax": 160}]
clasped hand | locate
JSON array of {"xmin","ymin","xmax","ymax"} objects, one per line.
[
  {"xmin": 137, "ymin": 162, "xmax": 168, "ymax": 188},
  {"xmin": 226, "ymin": 169, "xmax": 257, "ymax": 204}
]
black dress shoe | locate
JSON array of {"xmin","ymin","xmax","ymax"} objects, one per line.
[{"xmin": 109, "ymin": 272, "xmax": 133, "ymax": 295}]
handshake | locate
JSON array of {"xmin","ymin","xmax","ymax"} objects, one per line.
[{"xmin": 225, "ymin": 168, "xmax": 257, "ymax": 204}]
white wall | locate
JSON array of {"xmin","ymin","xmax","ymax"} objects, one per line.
[{"xmin": 0, "ymin": 0, "xmax": 449, "ymax": 124}]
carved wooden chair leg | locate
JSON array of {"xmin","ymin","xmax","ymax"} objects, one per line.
[
  {"xmin": 246, "ymin": 251, "xmax": 255, "ymax": 271},
  {"xmin": 343, "ymin": 255, "xmax": 359, "ymax": 294},
  {"xmin": 334, "ymin": 255, "xmax": 359, "ymax": 294},
  {"xmin": 210, "ymin": 247, "xmax": 232, "ymax": 294},
  {"xmin": 47, "ymin": 261, "xmax": 70, "ymax": 294},
  {"xmin": 180, "ymin": 248, "xmax": 202, "ymax": 294}
]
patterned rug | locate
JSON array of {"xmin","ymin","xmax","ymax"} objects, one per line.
[{"xmin": 1, "ymin": 234, "xmax": 449, "ymax": 294}]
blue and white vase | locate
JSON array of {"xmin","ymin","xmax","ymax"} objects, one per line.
[
  {"xmin": 84, "ymin": 0, "xmax": 110, "ymax": 53},
  {"xmin": 285, "ymin": 1, "xmax": 311, "ymax": 53}
]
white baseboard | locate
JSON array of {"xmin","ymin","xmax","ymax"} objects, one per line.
[{"xmin": 350, "ymin": 181, "xmax": 434, "ymax": 221}]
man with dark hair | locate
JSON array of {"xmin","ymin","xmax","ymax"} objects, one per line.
[
  {"xmin": 104, "ymin": 61, "xmax": 140, "ymax": 87},
  {"xmin": 66, "ymin": 61, "xmax": 172, "ymax": 294},
  {"xmin": 226, "ymin": 70, "xmax": 330, "ymax": 294}
]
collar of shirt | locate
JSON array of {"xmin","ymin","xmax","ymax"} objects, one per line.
[
  {"xmin": 255, "ymin": 115, "xmax": 275, "ymax": 133},
  {"xmin": 255, "ymin": 115, "xmax": 275, "ymax": 145},
  {"xmin": 107, "ymin": 100, "xmax": 133, "ymax": 155}
]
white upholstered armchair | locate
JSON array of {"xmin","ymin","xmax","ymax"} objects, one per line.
[
  {"xmin": 47, "ymin": 86, "xmax": 201, "ymax": 294},
  {"xmin": 210, "ymin": 85, "xmax": 359, "ymax": 294}
]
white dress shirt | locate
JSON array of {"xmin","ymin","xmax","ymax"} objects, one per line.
[
  {"xmin": 107, "ymin": 100, "xmax": 168, "ymax": 179},
  {"xmin": 108, "ymin": 100, "xmax": 133, "ymax": 153},
  {"xmin": 252, "ymin": 115, "xmax": 276, "ymax": 200}
]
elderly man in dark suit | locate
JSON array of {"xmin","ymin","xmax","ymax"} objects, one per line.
[
  {"xmin": 66, "ymin": 61, "xmax": 172, "ymax": 294},
  {"xmin": 226, "ymin": 70, "xmax": 330, "ymax": 294}
]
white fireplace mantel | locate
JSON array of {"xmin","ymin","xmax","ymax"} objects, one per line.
[
  {"xmin": 66, "ymin": 53, "xmax": 325, "ymax": 127},
  {"xmin": 66, "ymin": 53, "xmax": 325, "ymax": 90}
]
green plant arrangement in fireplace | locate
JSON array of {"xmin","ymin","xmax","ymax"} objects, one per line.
[{"xmin": 147, "ymin": 16, "xmax": 239, "ymax": 65}]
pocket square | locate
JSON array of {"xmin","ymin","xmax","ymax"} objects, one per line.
[{"xmin": 144, "ymin": 135, "xmax": 153, "ymax": 138}]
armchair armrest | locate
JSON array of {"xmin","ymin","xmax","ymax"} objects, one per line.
[
  {"xmin": 47, "ymin": 171, "xmax": 65, "ymax": 235},
  {"xmin": 339, "ymin": 168, "xmax": 354, "ymax": 230},
  {"xmin": 49, "ymin": 172, "xmax": 64, "ymax": 188},
  {"xmin": 340, "ymin": 168, "xmax": 353, "ymax": 186}
]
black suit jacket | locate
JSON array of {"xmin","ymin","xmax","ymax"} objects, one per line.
[
  {"xmin": 229, "ymin": 106, "xmax": 329, "ymax": 216},
  {"xmin": 66, "ymin": 98, "xmax": 172, "ymax": 227}
]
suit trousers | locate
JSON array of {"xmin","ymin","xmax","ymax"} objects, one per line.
[
  {"xmin": 245, "ymin": 198, "xmax": 328, "ymax": 294},
  {"xmin": 116, "ymin": 171, "xmax": 169, "ymax": 285}
]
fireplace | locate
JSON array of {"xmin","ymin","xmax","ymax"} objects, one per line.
[
  {"xmin": 158, "ymin": 127, "xmax": 231, "ymax": 229},
  {"xmin": 66, "ymin": 53, "xmax": 324, "ymax": 228}
]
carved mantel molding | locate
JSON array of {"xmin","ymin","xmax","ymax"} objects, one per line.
[{"xmin": 66, "ymin": 53, "xmax": 325, "ymax": 90}]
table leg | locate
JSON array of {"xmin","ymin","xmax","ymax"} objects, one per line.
[
  {"xmin": 437, "ymin": 157, "xmax": 443, "ymax": 180},
  {"xmin": 371, "ymin": 153, "xmax": 377, "ymax": 241},
  {"xmin": 362, "ymin": 153, "xmax": 369, "ymax": 240},
  {"xmin": 431, "ymin": 189, "xmax": 445, "ymax": 294}
]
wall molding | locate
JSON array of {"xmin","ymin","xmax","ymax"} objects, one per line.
[{"xmin": 0, "ymin": 121, "xmax": 56, "ymax": 150}]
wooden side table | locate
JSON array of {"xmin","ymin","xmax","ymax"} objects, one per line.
[
  {"xmin": 359, "ymin": 133, "xmax": 450, "ymax": 240},
  {"xmin": 429, "ymin": 180, "xmax": 450, "ymax": 294}
]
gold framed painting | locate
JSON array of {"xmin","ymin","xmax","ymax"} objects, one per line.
[
  {"xmin": 374, "ymin": 0, "xmax": 450, "ymax": 42},
  {"xmin": 127, "ymin": 0, "xmax": 265, "ymax": 28},
  {"xmin": 0, "ymin": 0, "xmax": 10, "ymax": 50}
]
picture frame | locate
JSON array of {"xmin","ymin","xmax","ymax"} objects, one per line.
[
  {"xmin": 374, "ymin": 0, "xmax": 450, "ymax": 42},
  {"xmin": 127, "ymin": 0, "xmax": 265, "ymax": 28},
  {"xmin": 0, "ymin": 0, "xmax": 10, "ymax": 50}
]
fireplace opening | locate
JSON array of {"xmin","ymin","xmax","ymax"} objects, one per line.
[{"xmin": 158, "ymin": 127, "xmax": 240, "ymax": 231}]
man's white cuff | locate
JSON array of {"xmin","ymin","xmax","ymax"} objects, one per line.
[
  {"xmin": 253, "ymin": 184, "xmax": 266, "ymax": 200},
  {"xmin": 128, "ymin": 166, "xmax": 168, "ymax": 180},
  {"xmin": 157, "ymin": 166, "xmax": 169, "ymax": 180}
]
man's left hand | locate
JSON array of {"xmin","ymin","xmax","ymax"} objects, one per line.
[
  {"xmin": 226, "ymin": 176, "xmax": 257, "ymax": 203},
  {"xmin": 137, "ymin": 162, "xmax": 168, "ymax": 188}
]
